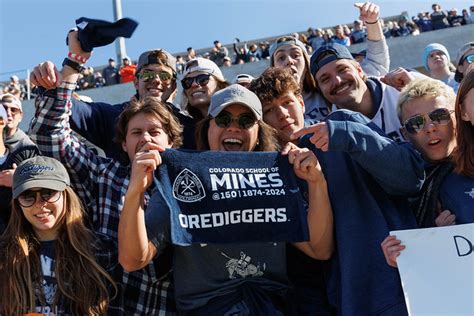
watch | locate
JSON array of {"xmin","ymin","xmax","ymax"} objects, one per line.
[{"xmin": 62, "ymin": 57, "xmax": 85, "ymax": 73}]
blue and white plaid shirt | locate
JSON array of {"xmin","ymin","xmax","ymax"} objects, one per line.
[{"xmin": 30, "ymin": 82, "xmax": 176, "ymax": 315}]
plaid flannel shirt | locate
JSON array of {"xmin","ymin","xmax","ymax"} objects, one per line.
[{"xmin": 30, "ymin": 82, "xmax": 176, "ymax": 315}]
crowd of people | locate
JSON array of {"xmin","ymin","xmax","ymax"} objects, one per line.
[{"xmin": 0, "ymin": 1, "xmax": 473, "ymax": 315}]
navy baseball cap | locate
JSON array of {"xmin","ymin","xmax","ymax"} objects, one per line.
[{"xmin": 310, "ymin": 43, "xmax": 354, "ymax": 76}]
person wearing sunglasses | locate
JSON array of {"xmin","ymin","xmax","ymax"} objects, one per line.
[
  {"xmin": 454, "ymin": 41, "xmax": 474, "ymax": 83},
  {"xmin": 250, "ymin": 67, "xmax": 425, "ymax": 316},
  {"xmin": 119, "ymin": 84, "xmax": 334, "ymax": 314},
  {"xmin": 270, "ymin": 2, "xmax": 390, "ymax": 125},
  {"xmin": 421, "ymin": 43, "xmax": 459, "ymax": 93},
  {"xmin": 180, "ymin": 57, "xmax": 229, "ymax": 123},
  {"xmin": 30, "ymin": 31, "xmax": 196, "ymax": 158},
  {"xmin": 0, "ymin": 156, "xmax": 121, "ymax": 315},
  {"xmin": 1, "ymin": 93, "xmax": 36, "ymax": 152},
  {"xmin": 382, "ymin": 74, "xmax": 474, "ymax": 268},
  {"xmin": 30, "ymin": 31, "xmax": 185, "ymax": 314}
]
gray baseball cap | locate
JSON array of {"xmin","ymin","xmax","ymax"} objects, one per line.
[
  {"xmin": 137, "ymin": 48, "xmax": 177, "ymax": 74},
  {"xmin": 208, "ymin": 84, "xmax": 262, "ymax": 120},
  {"xmin": 13, "ymin": 156, "xmax": 70, "ymax": 199}
]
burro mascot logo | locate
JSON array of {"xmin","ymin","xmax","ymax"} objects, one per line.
[{"xmin": 173, "ymin": 168, "xmax": 206, "ymax": 203}]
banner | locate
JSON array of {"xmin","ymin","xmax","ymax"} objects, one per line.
[
  {"xmin": 391, "ymin": 224, "xmax": 474, "ymax": 316},
  {"xmin": 154, "ymin": 149, "xmax": 309, "ymax": 245}
]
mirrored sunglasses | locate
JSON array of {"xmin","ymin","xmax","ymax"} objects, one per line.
[
  {"xmin": 214, "ymin": 111, "xmax": 257, "ymax": 130},
  {"xmin": 181, "ymin": 73, "xmax": 211, "ymax": 90},
  {"xmin": 462, "ymin": 54, "xmax": 474, "ymax": 64},
  {"xmin": 403, "ymin": 108, "xmax": 454, "ymax": 134},
  {"xmin": 138, "ymin": 70, "xmax": 173, "ymax": 83},
  {"xmin": 18, "ymin": 189, "xmax": 61, "ymax": 208}
]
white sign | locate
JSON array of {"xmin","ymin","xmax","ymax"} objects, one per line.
[{"xmin": 391, "ymin": 224, "xmax": 474, "ymax": 316}]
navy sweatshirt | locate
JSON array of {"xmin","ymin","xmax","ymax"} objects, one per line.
[{"xmin": 295, "ymin": 109, "xmax": 424, "ymax": 316}]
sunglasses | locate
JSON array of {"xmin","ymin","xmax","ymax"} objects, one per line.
[
  {"xmin": 181, "ymin": 74, "xmax": 211, "ymax": 90},
  {"xmin": 214, "ymin": 111, "xmax": 257, "ymax": 129},
  {"xmin": 18, "ymin": 189, "xmax": 61, "ymax": 208},
  {"xmin": 138, "ymin": 70, "xmax": 173, "ymax": 83},
  {"xmin": 462, "ymin": 54, "xmax": 474, "ymax": 64},
  {"xmin": 403, "ymin": 108, "xmax": 454, "ymax": 134},
  {"xmin": 3, "ymin": 105, "xmax": 21, "ymax": 115}
]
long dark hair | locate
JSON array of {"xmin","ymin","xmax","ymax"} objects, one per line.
[
  {"xmin": 453, "ymin": 70, "xmax": 474, "ymax": 176},
  {"xmin": 0, "ymin": 187, "xmax": 117, "ymax": 315}
]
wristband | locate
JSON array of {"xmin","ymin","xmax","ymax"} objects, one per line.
[
  {"xmin": 365, "ymin": 20, "xmax": 379, "ymax": 25},
  {"xmin": 68, "ymin": 52, "xmax": 88, "ymax": 64},
  {"xmin": 62, "ymin": 58, "xmax": 85, "ymax": 74}
]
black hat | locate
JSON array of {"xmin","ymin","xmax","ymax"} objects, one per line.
[
  {"xmin": 73, "ymin": 17, "xmax": 138, "ymax": 52},
  {"xmin": 310, "ymin": 43, "xmax": 354, "ymax": 76}
]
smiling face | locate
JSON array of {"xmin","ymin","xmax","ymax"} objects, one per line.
[
  {"xmin": 20, "ymin": 188, "xmax": 64, "ymax": 241},
  {"xmin": 262, "ymin": 92, "xmax": 305, "ymax": 144},
  {"xmin": 134, "ymin": 64, "xmax": 176, "ymax": 102},
  {"xmin": 315, "ymin": 59, "xmax": 366, "ymax": 110},
  {"xmin": 273, "ymin": 45, "xmax": 306, "ymax": 86},
  {"xmin": 122, "ymin": 112, "xmax": 173, "ymax": 161},
  {"xmin": 183, "ymin": 71, "xmax": 219, "ymax": 115},
  {"xmin": 208, "ymin": 104, "xmax": 259, "ymax": 152},
  {"xmin": 401, "ymin": 96, "xmax": 456, "ymax": 162}
]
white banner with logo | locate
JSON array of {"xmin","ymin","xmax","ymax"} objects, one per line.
[{"xmin": 391, "ymin": 223, "xmax": 474, "ymax": 316}]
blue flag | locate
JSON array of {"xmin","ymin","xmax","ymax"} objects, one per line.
[{"xmin": 153, "ymin": 149, "xmax": 309, "ymax": 245}]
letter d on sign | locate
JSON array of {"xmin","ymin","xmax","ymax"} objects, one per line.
[{"xmin": 453, "ymin": 235, "xmax": 473, "ymax": 257}]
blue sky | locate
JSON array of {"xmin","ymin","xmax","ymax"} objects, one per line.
[{"xmin": 0, "ymin": 0, "xmax": 471, "ymax": 81}]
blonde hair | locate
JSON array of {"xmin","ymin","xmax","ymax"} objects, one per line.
[
  {"xmin": 397, "ymin": 78, "xmax": 456, "ymax": 122},
  {"xmin": 0, "ymin": 187, "xmax": 117, "ymax": 315}
]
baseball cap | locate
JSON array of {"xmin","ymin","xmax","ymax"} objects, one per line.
[
  {"xmin": 233, "ymin": 74, "xmax": 255, "ymax": 85},
  {"xmin": 310, "ymin": 43, "xmax": 354, "ymax": 76},
  {"xmin": 209, "ymin": 84, "xmax": 262, "ymax": 120},
  {"xmin": 456, "ymin": 41, "xmax": 474, "ymax": 65},
  {"xmin": 1, "ymin": 93, "xmax": 22, "ymax": 112},
  {"xmin": 13, "ymin": 156, "xmax": 70, "ymax": 199},
  {"xmin": 422, "ymin": 43, "xmax": 450, "ymax": 71},
  {"xmin": 182, "ymin": 58, "xmax": 224, "ymax": 81},
  {"xmin": 137, "ymin": 48, "xmax": 177, "ymax": 74}
]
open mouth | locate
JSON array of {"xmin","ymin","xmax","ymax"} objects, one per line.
[
  {"xmin": 428, "ymin": 139, "xmax": 441, "ymax": 146},
  {"xmin": 34, "ymin": 212, "xmax": 52, "ymax": 219},
  {"xmin": 222, "ymin": 138, "xmax": 243, "ymax": 151},
  {"xmin": 191, "ymin": 91, "xmax": 206, "ymax": 97}
]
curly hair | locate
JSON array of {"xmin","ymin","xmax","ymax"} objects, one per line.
[{"xmin": 249, "ymin": 67, "xmax": 301, "ymax": 105}]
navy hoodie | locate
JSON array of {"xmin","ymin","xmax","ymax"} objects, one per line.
[{"xmin": 296, "ymin": 109, "xmax": 424, "ymax": 316}]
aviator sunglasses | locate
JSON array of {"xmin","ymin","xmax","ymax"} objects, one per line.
[
  {"xmin": 214, "ymin": 111, "xmax": 257, "ymax": 129},
  {"xmin": 181, "ymin": 74, "xmax": 211, "ymax": 90},
  {"xmin": 138, "ymin": 70, "xmax": 173, "ymax": 83},
  {"xmin": 18, "ymin": 188, "xmax": 61, "ymax": 208},
  {"xmin": 403, "ymin": 108, "xmax": 454, "ymax": 134}
]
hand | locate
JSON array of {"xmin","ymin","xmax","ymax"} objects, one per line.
[
  {"xmin": 286, "ymin": 147, "xmax": 323, "ymax": 183},
  {"xmin": 354, "ymin": 2, "xmax": 380, "ymax": 24},
  {"xmin": 381, "ymin": 235, "xmax": 405, "ymax": 268},
  {"xmin": 30, "ymin": 61, "xmax": 61, "ymax": 89},
  {"xmin": 435, "ymin": 209, "xmax": 456, "ymax": 227},
  {"xmin": 0, "ymin": 164, "xmax": 17, "ymax": 187},
  {"xmin": 128, "ymin": 143, "xmax": 166, "ymax": 195},
  {"xmin": 291, "ymin": 122, "xmax": 330, "ymax": 152},
  {"xmin": 380, "ymin": 67, "xmax": 415, "ymax": 91},
  {"xmin": 67, "ymin": 30, "xmax": 91, "ymax": 60}
]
